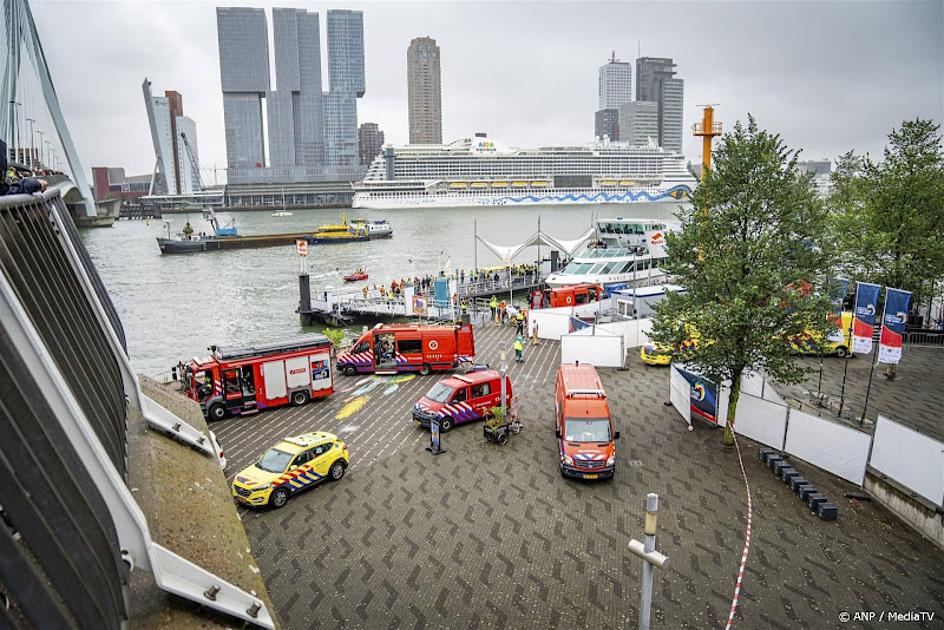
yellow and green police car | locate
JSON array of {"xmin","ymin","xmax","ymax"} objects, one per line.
[{"xmin": 231, "ymin": 432, "xmax": 348, "ymax": 509}]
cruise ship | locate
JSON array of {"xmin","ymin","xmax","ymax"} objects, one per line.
[{"xmin": 352, "ymin": 134, "xmax": 697, "ymax": 209}]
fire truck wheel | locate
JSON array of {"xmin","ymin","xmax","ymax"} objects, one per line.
[
  {"xmin": 343, "ymin": 365, "xmax": 357, "ymax": 376},
  {"xmin": 291, "ymin": 390, "xmax": 310, "ymax": 407},
  {"xmin": 207, "ymin": 404, "xmax": 227, "ymax": 422},
  {"xmin": 420, "ymin": 363, "xmax": 431, "ymax": 376},
  {"xmin": 329, "ymin": 460, "xmax": 346, "ymax": 481},
  {"xmin": 439, "ymin": 417, "xmax": 453, "ymax": 432},
  {"xmin": 269, "ymin": 487, "xmax": 290, "ymax": 509}
]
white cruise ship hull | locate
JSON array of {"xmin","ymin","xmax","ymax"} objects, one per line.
[{"xmin": 352, "ymin": 184, "xmax": 693, "ymax": 210}]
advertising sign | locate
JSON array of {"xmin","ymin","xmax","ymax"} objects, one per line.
[
  {"xmin": 412, "ymin": 295, "xmax": 428, "ymax": 315},
  {"xmin": 827, "ymin": 278, "xmax": 850, "ymax": 343},
  {"xmin": 644, "ymin": 229, "xmax": 667, "ymax": 259},
  {"xmin": 678, "ymin": 367, "xmax": 720, "ymax": 425},
  {"xmin": 852, "ymin": 282, "xmax": 880, "ymax": 354},
  {"xmin": 878, "ymin": 288, "xmax": 911, "ymax": 365},
  {"xmin": 295, "ymin": 239, "xmax": 309, "ymax": 257}
]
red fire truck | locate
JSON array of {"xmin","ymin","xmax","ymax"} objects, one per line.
[
  {"xmin": 179, "ymin": 335, "xmax": 334, "ymax": 421},
  {"xmin": 337, "ymin": 323, "xmax": 476, "ymax": 375}
]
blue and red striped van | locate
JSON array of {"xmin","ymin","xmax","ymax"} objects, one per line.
[{"xmin": 411, "ymin": 370, "xmax": 512, "ymax": 432}]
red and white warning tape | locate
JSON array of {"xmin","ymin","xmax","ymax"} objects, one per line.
[{"xmin": 724, "ymin": 430, "xmax": 753, "ymax": 630}]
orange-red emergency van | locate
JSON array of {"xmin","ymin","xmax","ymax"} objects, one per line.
[
  {"xmin": 412, "ymin": 370, "xmax": 512, "ymax": 431},
  {"xmin": 541, "ymin": 283, "xmax": 605, "ymax": 308},
  {"xmin": 554, "ymin": 363, "xmax": 619, "ymax": 479},
  {"xmin": 337, "ymin": 323, "xmax": 475, "ymax": 375}
]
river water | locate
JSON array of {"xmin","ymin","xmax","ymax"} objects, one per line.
[{"xmin": 80, "ymin": 203, "xmax": 682, "ymax": 376}]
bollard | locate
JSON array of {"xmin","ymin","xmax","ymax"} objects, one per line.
[{"xmin": 628, "ymin": 493, "xmax": 669, "ymax": 630}]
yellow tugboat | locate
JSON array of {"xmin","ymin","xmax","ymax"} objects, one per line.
[{"xmin": 306, "ymin": 211, "xmax": 370, "ymax": 244}]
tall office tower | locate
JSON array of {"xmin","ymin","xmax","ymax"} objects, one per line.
[
  {"xmin": 407, "ymin": 37, "xmax": 442, "ymax": 144},
  {"xmin": 268, "ymin": 8, "xmax": 325, "ymax": 176},
  {"xmin": 142, "ymin": 78, "xmax": 201, "ymax": 194},
  {"xmin": 594, "ymin": 109, "xmax": 619, "ymax": 141},
  {"xmin": 634, "ymin": 56, "xmax": 684, "ymax": 153},
  {"xmin": 618, "ymin": 101, "xmax": 659, "ymax": 146},
  {"xmin": 217, "ymin": 7, "xmax": 270, "ymax": 179},
  {"xmin": 323, "ymin": 10, "xmax": 365, "ymax": 168},
  {"xmin": 358, "ymin": 122, "xmax": 385, "ymax": 165},
  {"xmin": 598, "ymin": 52, "xmax": 632, "ymax": 110}
]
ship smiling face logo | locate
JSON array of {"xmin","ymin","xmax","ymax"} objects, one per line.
[
  {"xmin": 649, "ymin": 232, "xmax": 665, "ymax": 246},
  {"xmin": 691, "ymin": 382, "xmax": 706, "ymax": 401}
]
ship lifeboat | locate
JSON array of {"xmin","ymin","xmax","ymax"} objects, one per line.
[{"xmin": 344, "ymin": 270, "xmax": 369, "ymax": 282}]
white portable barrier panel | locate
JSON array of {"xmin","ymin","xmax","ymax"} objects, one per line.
[
  {"xmin": 591, "ymin": 319, "xmax": 654, "ymax": 349},
  {"xmin": 529, "ymin": 310, "xmax": 574, "ymax": 340},
  {"xmin": 669, "ymin": 365, "xmax": 691, "ymax": 424},
  {"xmin": 734, "ymin": 393, "xmax": 788, "ymax": 450},
  {"xmin": 784, "ymin": 410, "xmax": 871, "ymax": 485},
  {"xmin": 560, "ymin": 332, "xmax": 624, "ymax": 367},
  {"xmin": 870, "ymin": 416, "xmax": 944, "ymax": 507}
]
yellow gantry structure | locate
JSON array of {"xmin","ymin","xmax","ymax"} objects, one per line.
[{"xmin": 692, "ymin": 105, "xmax": 722, "ymax": 179}]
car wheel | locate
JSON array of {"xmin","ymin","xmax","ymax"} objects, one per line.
[
  {"xmin": 207, "ymin": 403, "xmax": 227, "ymax": 422},
  {"xmin": 439, "ymin": 417, "xmax": 453, "ymax": 432},
  {"xmin": 269, "ymin": 487, "xmax": 290, "ymax": 509},
  {"xmin": 329, "ymin": 460, "xmax": 346, "ymax": 481},
  {"xmin": 420, "ymin": 363, "xmax": 431, "ymax": 376},
  {"xmin": 291, "ymin": 390, "xmax": 309, "ymax": 407},
  {"xmin": 343, "ymin": 365, "xmax": 357, "ymax": 376},
  {"xmin": 835, "ymin": 346, "xmax": 849, "ymax": 358}
]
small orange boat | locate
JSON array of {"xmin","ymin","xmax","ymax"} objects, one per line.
[{"xmin": 344, "ymin": 270, "xmax": 368, "ymax": 282}]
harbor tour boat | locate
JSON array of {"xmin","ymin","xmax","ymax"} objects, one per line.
[
  {"xmin": 353, "ymin": 134, "xmax": 696, "ymax": 209},
  {"xmin": 306, "ymin": 211, "xmax": 370, "ymax": 244}
]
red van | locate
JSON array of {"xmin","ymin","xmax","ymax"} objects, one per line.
[
  {"xmin": 337, "ymin": 323, "xmax": 475, "ymax": 375},
  {"xmin": 555, "ymin": 363, "xmax": 619, "ymax": 479},
  {"xmin": 412, "ymin": 370, "xmax": 512, "ymax": 431},
  {"xmin": 541, "ymin": 283, "xmax": 605, "ymax": 308}
]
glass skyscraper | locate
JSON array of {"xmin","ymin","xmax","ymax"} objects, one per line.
[{"xmin": 216, "ymin": 6, "xmax": 365, "ymax": 183}]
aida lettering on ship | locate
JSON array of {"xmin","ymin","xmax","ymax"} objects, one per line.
[
  {"xmin": 827, "ymin": 278, "xmax": 850, "ymax": 343},
  {"xmin": 852, "ymin": 282, "xmax": 881, "ymax": 354},
  {"xmin": 878, "ymin": 287, "xmax": 911, "ymax": 365}
]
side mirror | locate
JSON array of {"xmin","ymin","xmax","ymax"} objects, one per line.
[
  {"xmin": 555, "ymin": 430, "xmax": 561, "ymax": 439},
  {"xmin": 289, "ymin": 465, "xmax": 298, "ymax": 471},
  {"xmin": 614, "ymin": 431, "xmax": 621, "ymax": 440}
]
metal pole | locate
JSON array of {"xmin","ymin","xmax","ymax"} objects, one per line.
[
  {"xmin": 499, "ymin": 341, "xmax": 508, "ymax": 416},
  {"xmin": 36, "ymin": 130, "xmax": 44, "ymax": 165},
  {"xmin": 473, "ymin": 219, "xmax": 478, "ymax": 274},
  {"xmin": 859, "ymin": 348, "xmax": 878, "ymax": 425},
  {"xmin": 836, "ymin": 318, "xmax": 854, "ymax": 416},
  {"xmin": 25, "ymin": 117, "xmax": 34, "ymax": 168},
  {"xmin": 639, "ymin": 493, "xmax": 659, "ymax": 630}
]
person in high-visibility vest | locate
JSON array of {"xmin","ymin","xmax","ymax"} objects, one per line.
[
  {"xmin": 490, "ymin": 296, "xmax": 498, "ymax": 320},
  {"xmin": 514, "ymin": 335, "xmax": 525, "ymax": 363}
]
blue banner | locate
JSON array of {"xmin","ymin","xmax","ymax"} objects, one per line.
[
  {"xmin": 878, "ymin": 288, "xmax": 911, "ymax": 365},
  {"xmin": 678, "ymin": 368, "xmax": 719, "ymax": 425},
  {"xmin": 852, "ymin": 282, "xmax": 880, "ymax": 354}
]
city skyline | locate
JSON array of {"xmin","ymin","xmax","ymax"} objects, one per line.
[{"xmin": 34, "ymin": 1, "xmax": 943, "ymax": 182}]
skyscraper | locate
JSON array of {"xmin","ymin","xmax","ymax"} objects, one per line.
[
  {"xmin": 216, "ymin": 6, "xmax": 365, "ymax": 182},
  {"xmin": 632, "ymin": 56, "xmax": 684, "ymax": 153},
  {"xmin": 217, "ymin": 7, "xmax": 269, "ymax": 177},
  {"xmin": 594, "ymin": 109, "xmax": 619, "ymax": 141},
  {"xmin": 142, "ymin": 78, "xmax": 201, "ymax": 194},
  {"xmin": 598, "ymin": 52, "xmax": 632, "ymax": 110},
  {"xmin": 618, "ymin": 101, "xmax": 659, "ymax": 146},
  {"xmin": 407, "ymin": 37, "xmax": 442, "ymax": 144},
  {"xmin": 358, "ymin": 122, "xmax": 385, "ymax": 165}
]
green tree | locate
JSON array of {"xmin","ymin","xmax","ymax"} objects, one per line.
[
  {"xmin": 651, "ymin": 116, "xmax": 834, "ymax": 446},
  {"xmin": 829, "ymin": 119, "xmax": 944, "ymax": 305}
]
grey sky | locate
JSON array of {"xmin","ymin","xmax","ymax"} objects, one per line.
[{"xmin": 32, "ymin": 0, "xmax": 944, "ymax": 180}]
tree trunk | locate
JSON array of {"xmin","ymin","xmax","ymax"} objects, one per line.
[{"xmin": 723, "ymin": 370, "xmax": 742, "ymax": 447}]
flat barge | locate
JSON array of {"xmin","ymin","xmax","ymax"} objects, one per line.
[{"xmin": 158, "ymin": 232, "xmax": 311, "ymax": 254}]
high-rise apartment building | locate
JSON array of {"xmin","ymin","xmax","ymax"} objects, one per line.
[
  {"xmin": 358, "ymin": 122, "xmax": 385, "ymax": 165},
  {"xmin": 142, "ymin": 78, "xmax": 201, "ymax": 195},
  {"xmin": 216, "ymin": 6, "xmax": 365, "ymax": 183},
  {"xmin": 594, "ymin": 109, "xmax": 620, "ymax": 141},
  {"xmin": 628, "ymin": 56, "xmax": 684, "ymax": 153},
  {"xmin": 598, "ymin": 52, "xmax": 632, "ymax": 110},
  {"xmin": 618, "ymin": 101, "xmax": 659, "ymax": 146},
  {"xmin": 407, "ymin": 37, "xmax": 442, "ymax": 144}
]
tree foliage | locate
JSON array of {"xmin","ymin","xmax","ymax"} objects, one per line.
[
  {"xmin": 829, "ymin": 119, "xmax": 944, "ymax": 303},
  {"xmin": 650, "ymin": 116, "xmax": 834, "ymax": 444}
]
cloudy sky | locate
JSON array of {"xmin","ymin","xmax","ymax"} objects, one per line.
[{"xmin": 31, "ymin": 0, "xmax": 944, "ymax": 181}]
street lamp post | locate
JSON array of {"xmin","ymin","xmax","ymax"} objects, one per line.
[
  {"xmin": 36, "ymin": 130, "xmax": 44, "ymax": 166},
  {"xmin": 8, "ymin": 101, "xmax": 22, "ymax": 161},
  {"xmin": 25, "ymin": 117, "xmax": 35, "ymax": 168},
  {"xmin": 44, "ymin": 141, "xmax": 51, "ymax": 169},
  {"xmin": 628, "ymin": 493, "xmax": 669, "ymax": 630}
]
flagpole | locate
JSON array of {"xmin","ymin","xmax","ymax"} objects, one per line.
[
  {"xmin": 859, "ymin": 287, "xmax": 887, "ymax": 425},
  {"xmin": 837, "ymin": 318, "xmax": 853, "ymax": 416}
]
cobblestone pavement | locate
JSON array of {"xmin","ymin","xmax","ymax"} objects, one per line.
[
  {"xmin": 771, "ymin": 347, "xmax": 944, "ymax": 441},
  {"xmin": 213, "ymin": 323, "xmax": 944, "ymax": 629}
]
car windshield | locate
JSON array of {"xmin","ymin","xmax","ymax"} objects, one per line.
[
  {"xmin": 255, "ymin": 448, "xmax": 294, "ymax": 473},
  {"xmin": 424, "ymin": 382, "xmax": 456, "ymax": 404},
  {"xmin": 564, "ymin": 418, "xmax": 612, "ymax": 443}
]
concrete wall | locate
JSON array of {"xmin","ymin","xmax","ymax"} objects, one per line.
[{"xmin": 865, "ymin": 472, "xmax": 944, "ymax": 551}]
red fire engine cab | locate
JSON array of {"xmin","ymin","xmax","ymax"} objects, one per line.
[
  {"xmin": 337, "ymin": 323, "xmax": 476, "ymax": 376},
  {"xmin": 180, "ymin": 335, "xmax": 334, "ymax": 421}
]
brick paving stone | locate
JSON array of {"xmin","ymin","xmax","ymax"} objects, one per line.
[{"xmin": 214, "ymin": 323, "xmax": 944, "ymax": 629}]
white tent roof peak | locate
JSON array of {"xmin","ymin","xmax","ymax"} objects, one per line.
[{"xmin": 476, "ymin": 228, "xmax": 595, "ymax": 264}]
